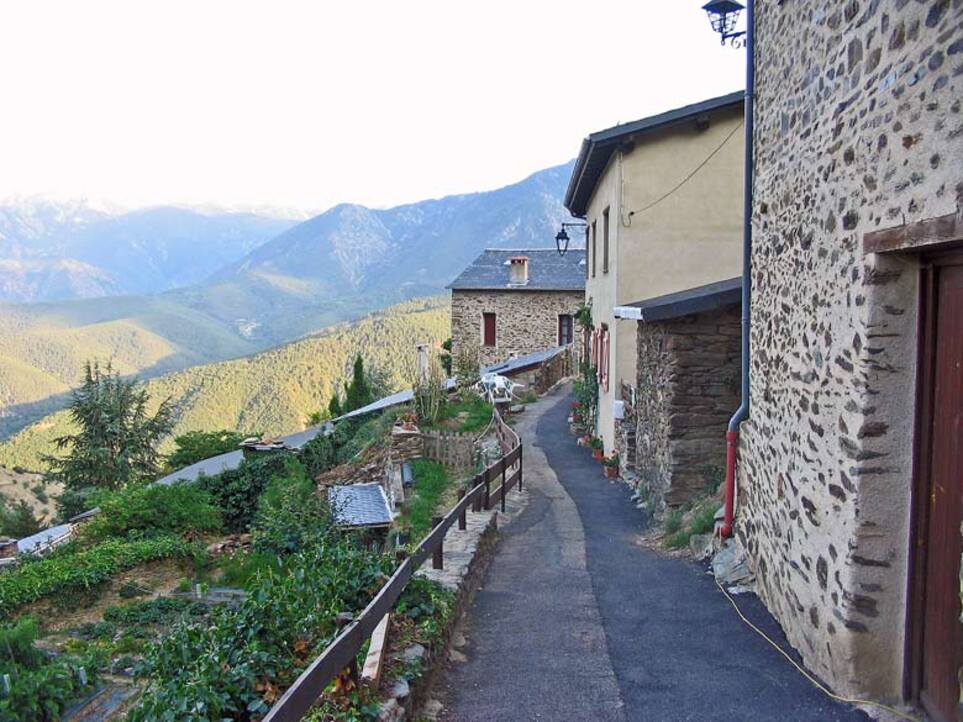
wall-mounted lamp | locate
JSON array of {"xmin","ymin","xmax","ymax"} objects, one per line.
[
  {"xmin": 702, "ymin": 0, "xmax": 746, "ymax": 46},
  {"xmin": 555, "ymin": 222, "xmax": 586, "ymax": 257}
]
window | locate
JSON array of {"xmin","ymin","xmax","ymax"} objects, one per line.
[
  {"xmin": 558, "ymin": 314, "xmax": 574, "ymax": 346},
  {"xmin": 591, "ymin": 220, "xmax": 597, "ymax": 278},
  {"xmin": 602, "ymin": 207, "xmax": 610, "ymax": 274},
  {"xmin": 584, "ymin": 225, "xmax": 590, "ymax": 279},
  {"xmin": 482, "ymin": 312, "xmax": 496, "ymax": 346}
]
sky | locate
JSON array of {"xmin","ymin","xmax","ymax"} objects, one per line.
[{"xmin": 0, "ymin": 1, "xmax": 745, "ymax": 214}]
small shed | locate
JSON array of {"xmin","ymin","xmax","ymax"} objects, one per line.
[{"xmin": 328, "ymin": 484, "xmax": 394, "ymax": 530}]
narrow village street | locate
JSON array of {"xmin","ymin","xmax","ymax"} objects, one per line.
[{"xmin": 437, "ymin": 384, "xmax": 869, "ymax": 722}]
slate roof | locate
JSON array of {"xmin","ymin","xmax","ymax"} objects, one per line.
[
  {"xmin": 329, "ymin": 484, "xmax": 394, "ymax": 528},
  {"xmin": 614, "ymin": 277, "xmax": 742, "ymax": 322},
  {"xmin": 484, "ymin": 346, "xmax": 569, "ymax": 376},
  {"xmin": 565, "ymin": 92, "xmax": 744, "ymax": 217},
  {"xmin": 447, "ymin": 249, "xmax": 586, "ymax": 292}
]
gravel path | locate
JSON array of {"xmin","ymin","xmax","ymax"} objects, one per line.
[{"xmin": 437, "ymin": 387, "xmax": 868, "ymax": 722}]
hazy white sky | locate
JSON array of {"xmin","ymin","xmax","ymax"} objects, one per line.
[{"xmin": 0, "ymin": 1, "xmax": 744, "ymax": 213}]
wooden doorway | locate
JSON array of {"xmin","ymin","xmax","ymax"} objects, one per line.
[{"xmin": 909, "ymin": 249, "xmax": 963, "ymax": 722}]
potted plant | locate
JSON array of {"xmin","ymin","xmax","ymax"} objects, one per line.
[
  {"xmin": 602, "ymin": 454, "xmax": 620, "ymax": 479},
  {"xmin": 589, "ymin": 437, "xmax": 604, "ymax": 461}
]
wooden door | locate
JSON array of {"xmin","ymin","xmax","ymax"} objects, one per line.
[
  {"xmin": 482, "ymin": 313, "xmax": 496, "ymax": 347},
  {"xmin": 914, "ymin": 254, "xmax": 963, "ymax": 722}
]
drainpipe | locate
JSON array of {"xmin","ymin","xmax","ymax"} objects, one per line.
[{"xmin": 721, "ymin": 0, "xmax": 755, "ymax": 539}]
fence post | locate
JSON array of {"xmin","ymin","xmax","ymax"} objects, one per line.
[
  {"xmin": 484, "ymin": 471, "xmax": 491, "ymax": 510},
  {"xmin": 518, "ymin": 445, "xmax": 523, "ymax": 491},
  {"xmin": 501, "ymin": 457, "xmax": 507, "ymax": 512},
  {"xmin": 472, "ymin": 473, "xmax": 482, "ymax": 512},
  {"xmin": 432, "ymin": 516, "xmax": 443, "ymax": 570},
  {"xmin": 457, "ymin": 489, "xmax": 467, "ymax": 531}
]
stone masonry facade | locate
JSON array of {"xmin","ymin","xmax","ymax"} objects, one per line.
[
  {"xmin": 450, "ymin": 290, "xmax": 583, "ymax": 368},
  {"xmin": 737, "ymin": 0, "xmax": 963, "ymax": 704},
  {"xmin": 635, "ymin": 306, "xmax": 740, "ymax": 511}
]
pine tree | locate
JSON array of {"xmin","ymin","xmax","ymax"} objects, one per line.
[{"xmin": 43, "ymin": 361, "xmax": 176, "ymax": 490}]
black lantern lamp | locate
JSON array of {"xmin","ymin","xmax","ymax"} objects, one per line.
[
  {"xmin": 703, "ymin": 0, "xmax": 746, "ymax": 45},
  {"xmin": 555, "ymin": 222, "xmax": 586, "ymax": 256}
]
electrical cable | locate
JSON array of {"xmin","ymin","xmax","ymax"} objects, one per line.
[
  {"xmin": 626, "ymin": 121, "xmax": 744, "ymax": 221},
  {"xmin": 715, "ymin": 580, "xmax": 921, "ymax": 722}
]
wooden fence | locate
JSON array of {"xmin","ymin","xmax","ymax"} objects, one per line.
[
  {"xmin": 262, "ymin": 408, "xmax": 522, "ymax": 722},
  {"xmin": 422, "ymin": 429, "xmax": 477, "ymax": 469}
]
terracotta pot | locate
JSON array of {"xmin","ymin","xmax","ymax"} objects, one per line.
[
  {"xmin": 592, "ymin": 449, "xmax": 604, "ymax": 461},
  {"xmin": 604, "ymin": 465, "xmax": 618, "ymax": 479}
]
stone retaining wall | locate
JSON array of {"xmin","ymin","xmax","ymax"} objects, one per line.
[{"xmin": 634, "ymin": 306, "xmax": 740, "ymax": 510}]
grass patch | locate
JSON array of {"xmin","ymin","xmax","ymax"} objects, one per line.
[
  {"xmin": 399, "ymin": 460, "xmax": 453, "ymax": 541},
  {"xmin": 664, "ymin": 502, "xmax": 718, "ymax": 550},
  {"xmin": 435, "ymin": 395, "xmax": 493, "ymax": 434}
]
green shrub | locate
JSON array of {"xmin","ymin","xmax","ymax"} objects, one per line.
[
  {"xmin": 104, "ymin": 597, "xmax": 208, "ymax": 628},
  {"xmin": 299, "ymin": 433, "xmax": 337, "ymax": 479},
  {"xmin": 197, "ymin": 453, "xmax": 291, "ymax": 532},
  {"xmin": 0, "ymin": 500, "xmax": 42, "ymax": 539},
  {"xmin": 83, "ymin": 483, "xmax": 222, "ymax": 542},
  {"xmin": 167, "ymin": 430, "xmax": 249, "ymax": 472},
  {"xmin": 250, "ymin": 458, "xmax": 331, "ymax": 557},
  {"xmin": 129, "ymin": 534, "xmax": 393, "ymax": 722},
  {"xmin": 0, "ymin": 537, "xmax": 200, "ymax": 618},
  {"xmin": 0, "ymin": 617, "xmax": 98, "ymax": 722}
]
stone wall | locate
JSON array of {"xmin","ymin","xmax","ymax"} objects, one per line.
[
  {"xmin": 450, "ymin": 290, "xmax": 583, "ymax": 368},
  {"xmin": 635, "ymin": 306, "xmax": 740, "ymax": 511},
  {"xmin": 738, "ymin": 0, "xmax": 963, "ymax": 703}
]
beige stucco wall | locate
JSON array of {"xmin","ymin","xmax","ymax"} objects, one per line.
[
  {"xmin": 450, "ymin": 289, "xmax": 583, "ymax": 368},
  {"xmin": 737, "ymin": 0, "xmax": 963, "ymax": 703},
  {"xmin": 583, "ymin": 106, "xmax": 744, "ymax": 453}
]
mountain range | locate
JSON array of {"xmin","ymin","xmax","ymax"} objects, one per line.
[
  {"xmin": 0, "ymin": 161, "xmax": 575, "ymax": 444},
  {"xmin": 0, "ymin": 200, "xmax": 297, "ymax": 302}
]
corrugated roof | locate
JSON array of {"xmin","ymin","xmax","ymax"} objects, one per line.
[
  {"xmin": 447, "ymin": 249, "xmax": 586, "ymax": 291},
  {"xmin": 615, "ymin": 277, "xmax": 742, "ymax": 322},
  {"xmin": 329, "ymin": 484, "xmax": 394, "ymax": 528},
  {"xmin": 484, "ymin": 346, "xmax": 568, "ymax": 376},
  {"xmin": 564, "ymin": 92, "xmax": 744, "ymax": 217}
]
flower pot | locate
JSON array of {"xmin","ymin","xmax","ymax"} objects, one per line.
[
  {"xmin": 604, "ymin": 465, "xmax": 618, "ymax": 479},
  {"xmin": 592, "ymin": 449, "xmax": 604, "ymax": 462}
]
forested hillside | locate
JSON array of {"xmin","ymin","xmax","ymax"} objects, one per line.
[
  {"xmin": 0, "ymin": 298, "xmax": 449, "ymax": 471},
  {"xmin": 0, "ymin": 296, "xmax": 259, "ymax": 440}
]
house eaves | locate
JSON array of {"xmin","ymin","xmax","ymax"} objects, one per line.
[
  {"xmin": 564, "ymin": 91, "xmax": 745, "ymax": 218},
  {"xmin": 614, "ymin": 277, "xmax": 742, "ymax": 322}
]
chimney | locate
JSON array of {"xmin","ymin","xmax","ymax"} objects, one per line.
[{"xmin": 509, "ymin": 256, "xmax": 529, "ymax": 285}]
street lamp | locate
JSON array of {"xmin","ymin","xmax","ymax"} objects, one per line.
[
  {"xmin": 554, "ymin": 222, "xmax": 586, "ymax": 257},
  {"xmin": 702, "ymin": 0, "xmax": 746, "ymax": 45}
]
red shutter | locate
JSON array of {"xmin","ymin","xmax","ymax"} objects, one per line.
[{"xmin": 483, "ymin": 313, "xmax": 496, "ymax": 346}]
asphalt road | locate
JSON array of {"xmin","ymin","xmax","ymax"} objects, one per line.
[{"xmin": 438, "ymin": 389, "xmax": 869, "ymax": 722}]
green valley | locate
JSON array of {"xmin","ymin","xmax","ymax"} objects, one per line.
[{"xmin": 0, "ymin": 297, "xmax": 450, "ymax": 471}]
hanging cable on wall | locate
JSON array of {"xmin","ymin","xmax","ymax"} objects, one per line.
[{"xmin": 624, "ymin": 120, "xmax": 744, "ymax": 225}]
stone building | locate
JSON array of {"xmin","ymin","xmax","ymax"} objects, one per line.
[
  {"xmin": 615, "ymin": 278, "xmax": 741, "ymax": 509},
  {"xmin": 564, "ymin": 93, "xmax": 745, "ymax": 457},
  {"xmin": 732, "ymin": 2, "xmax": 963, "ymax": 719},
  {"xmin": 448, "ymin": 249, "xmax": 585, "ymax": 368}
]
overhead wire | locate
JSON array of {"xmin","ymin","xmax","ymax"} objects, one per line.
[{"xmin": 625, "ymin": 120, "xmax": 744, "ymax": 222}]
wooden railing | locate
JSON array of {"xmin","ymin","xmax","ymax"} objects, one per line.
[{"xmin": 263, "ymin": 408, "xmax": 522, "ymax": 722}]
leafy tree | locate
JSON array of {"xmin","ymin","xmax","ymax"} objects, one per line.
[
  {"xmin": 0, "ymin": 501, "xmax": 42, "ymax": 539},
  {"xmin": 167, "ymin": 430, "xmax": 247, "ymax": 471},
  {"xmin": 43, "ymin": 361, "xmax": 176, "ymax": 491}
]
